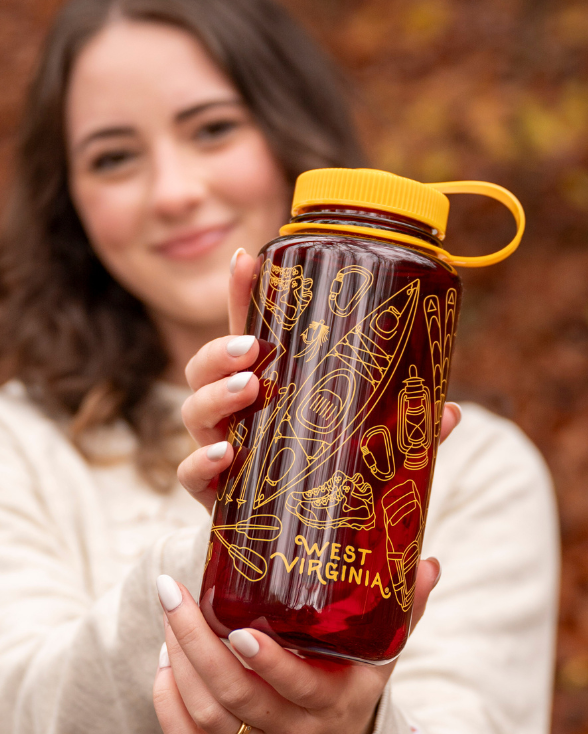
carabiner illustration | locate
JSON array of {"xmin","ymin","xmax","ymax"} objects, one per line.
[
  {"xmin": 328, "ymin": 265, "xmax": 373, "ymax": 317},
  {"xmin": 360, "ymin": 425, "xmax": 396, "ymax": 481}
]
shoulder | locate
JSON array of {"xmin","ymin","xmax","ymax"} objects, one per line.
[
  {"xmin": 427, "ymin": 402, "xmax": 558, "ymax": 562},
  {"xmin": 435, "ymin": 402, "xmax": 552, "ymax": 493}
]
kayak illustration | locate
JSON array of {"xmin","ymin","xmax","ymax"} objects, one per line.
[{"xmin": 251, "ymin": 279, "xmax": 421, "ymax": 509}]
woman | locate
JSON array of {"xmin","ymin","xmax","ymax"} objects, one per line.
[{"xmin": 0, "ymin": 0, "xmax": 558, "ymax": 732}]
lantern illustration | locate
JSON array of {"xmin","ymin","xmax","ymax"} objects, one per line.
[{"xmin": 397, "ymin": 365, "xmax": 432, "ymax": 470}]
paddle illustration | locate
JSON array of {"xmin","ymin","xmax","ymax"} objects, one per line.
[
  {"xmin": 211, "ymin": 514, "xmax": 283, "ymax": 581},
  {"xmin": 212, "ymin": 514, "xmax": 282, "ymax": 541}
]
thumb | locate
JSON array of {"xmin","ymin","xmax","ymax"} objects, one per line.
[
  {"xmin": 228, "ymin": 249, "xmax": 257, "ymax": 335},
  {"xmin": 410, "ymin": 557, "xmax": 442, "ymax": 631}
]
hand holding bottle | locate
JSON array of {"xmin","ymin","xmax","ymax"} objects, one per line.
[{"xmin": 153, "ymin": 562, "xmax": 441, "ymax": 734}]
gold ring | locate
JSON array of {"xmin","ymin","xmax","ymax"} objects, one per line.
[{"xmin": 236, "ymin": 724, "xmax": 252, "ymax": 734}]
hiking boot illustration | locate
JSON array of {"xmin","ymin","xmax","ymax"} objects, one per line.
[{"xmin": 285, "ymin": 470, "xmax": 376, "ymax": 530}]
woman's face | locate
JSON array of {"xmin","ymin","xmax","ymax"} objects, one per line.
[{"xmin": 66, "ymin": 20, "xmax": 290, "ymax": 331}]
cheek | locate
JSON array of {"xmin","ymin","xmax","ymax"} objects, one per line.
[
  {"xmin": 215, "ymin": 134, "xmax": 290, "ymax": 217},
  {"xmin": 71, "ymin": 177, "xmax": 145, "ymax": 261}
]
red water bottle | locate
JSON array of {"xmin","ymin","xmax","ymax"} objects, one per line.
[{"xmin": 200, "ymin": 168, "xmax": 525, "ymax": 664}]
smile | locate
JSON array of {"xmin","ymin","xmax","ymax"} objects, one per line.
[{"xmin": 154, "ymin": 224, "xmax": 234, "ymax": 261}]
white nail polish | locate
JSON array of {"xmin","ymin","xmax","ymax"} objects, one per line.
[
  {"xmin": 159, "ymin": 642, "xmax": 170, "ymax": 668},
  {"xmin": 156, "ymin": 574, "xmax": 183, "ymax": 612},
  {"xmin": 227, "ymin": 371, "xmax": 254, "ymax": 393},
  {"xmin": 229, "ymin": 629, "xmax": 260, "ymax": 658},
  {"xmin": 206, "ymin": 441, "xmax": 229, "ymax": 461},
  {"xmin": 229, "ymin": 248, "xmax": 246, "ymax": 275},
  {"xmin": 227, "ymin": 335, "xmax": 255, "ymax": 357}
]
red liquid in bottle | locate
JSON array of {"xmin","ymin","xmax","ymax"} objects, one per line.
[{"xmin": 200, "ymin": 205, "xmax": 462, "ymax": 664}]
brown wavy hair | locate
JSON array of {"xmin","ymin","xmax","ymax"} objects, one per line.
[{"xmin": 0, "ymin": 0, "xmax": 366, "ymax": 490}]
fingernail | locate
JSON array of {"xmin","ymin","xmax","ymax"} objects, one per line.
[
  {"xmin": 157, "ymin": 574, "xmax": 183, "ymax": 612},
  {"xmin": 229, "ymin": 629, "xmax": 260, "ymax": 658},
  {"xmin": 426, "ymin": 557, "xmax": 442, "ymax": 588},
  {"xmin": 206, "ymin": 441, "xmax": 229, "ymax": 461},
  {"xmin": 159, "ymin": 642, "xmax": 170, "ymax": 668},
  {"xmin": 227, "ymin": 371, "xmax": 254, "ymax": 393},
  {"xmin": 227, "ymin": 335, "xmax": 256, "ymax": 357},
  {"xmin": 229, "ymin": 248, "xmax": 246, "ymax": 275},
  {"xmin": 446, "ymin": 402, "xmax": 462, "ymax": 425}
]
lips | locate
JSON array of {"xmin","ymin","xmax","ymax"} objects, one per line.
[{"xmin": 154, "ymin": 224, "xmax": 233, "ymax": 261}]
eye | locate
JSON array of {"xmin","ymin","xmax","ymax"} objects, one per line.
[
  {"xmin": 194, "ymin": 119, "xmax": 240, "ymax": 143},
  {"xmin": 91, "ymin": 149, "xmax": 136, "ymax": 172}
]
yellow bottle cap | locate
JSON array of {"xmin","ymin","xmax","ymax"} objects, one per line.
[
  {"xmin": 283, "ymin": 168, "xmax": 525, "ymax": 268},
  {"xmin": 291, "ymin": 168, "xmax": 450, "ymax": 236}
]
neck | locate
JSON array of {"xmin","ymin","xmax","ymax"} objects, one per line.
[{"xmin": 153, "ymin": 315, "xmax": 230, "ymax": 387}]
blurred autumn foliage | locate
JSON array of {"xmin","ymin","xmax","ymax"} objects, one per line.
[
  {"xmin": 278, "ymin": 2, "xmax": 588, "ymax": 731},
  {"xmin": 0, "ymin": 0, "xmax": 587, "ymax": 731}
]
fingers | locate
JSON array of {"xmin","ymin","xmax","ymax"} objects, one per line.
[
  {"xmin": 410, "ymin": 557, "xmax": 442, "ymax": 630},
  {"xmin": 164, "ymin": 627, "xmax": 259, "ymax": 734},
  {"xmin": 228, "ymin": 248, "xmax": 257, "ymax": 335},
  {"xmin": 156, "ymin": 576, "xmax": 296, "ymax": 730},
  {"xmin": 439, "ymin": 402, "xmax": 462, "ymax": 444},
  {"xmin": 227, "ymin": 629, "xmax": 385, "ymax": 732},
  {"xmin": 227, "ymin": 628, "xmax": 356, "ymax": 711},
  {"xmin": 182, "ymin": 370, "xmax": 259, "ymax": 447},
  {"xmin": 180, "ymin": 334, "xmax": 260, "ymax": 510},
  {"xmin": 153, "ymin": 643, "xmax": 201, "ymax": 734},
  {"xmin": 177, "ymin": 442, "xmax": 234, "ymax": 512},
  {"xmin": 185, "ymin": 334, "xmax": 259, "ymax": 393}
]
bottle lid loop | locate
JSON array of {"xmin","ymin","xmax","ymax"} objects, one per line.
[
  {"xmin": 285, "ymin": 169, "xmax": 525, "ymax": 268},
  {"xmin": 427, "ymin": 181, "xmax": 525, "ymax": 267}
]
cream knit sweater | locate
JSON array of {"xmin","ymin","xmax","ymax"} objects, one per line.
[{"xmin": 0, "ymin": 380, "xmax": 559, "ymax": 734}]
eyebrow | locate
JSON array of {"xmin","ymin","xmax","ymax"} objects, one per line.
[
  {"xmin": 74, "ymin": 98, "xmax": 244, "ymax": 156},
  {"xmin": 175, "ymin": 98, "xmax": 243, "ymax": 123}
]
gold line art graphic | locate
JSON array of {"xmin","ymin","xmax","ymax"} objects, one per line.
[
  {"xmin": 204, "ymin": 540, "xmax": 213, "ymax": 573},
  {"xmin": 382, "ymin": 479, "xmax": 424, "ymax": 611},
  {"xmin": 252, "ymin": 279, "xmax": 420, "ymax": 510},
  {"xmin": 328, "ymin": 265, "xmax": 374, "ymax": 317},
  {"xmin": 285, "ymin": 470, "xmax": 375, "ymax": 530},
  {"xmin": 294, "ymin": 320, "xmax": 330, "ymax": 362},
  {"xmin": 221, "ymin": 259, "xmax": 321, "ymax": 505},
  {"xmin": 360, "ymin": 425, "xmax": 396, "ymax": 481},
  {"xmin": 222, "ymin": 381, "xmax": 297, "ymax": 505},
  {"xmin": 228, "ymin": 418, "xmax": 248, "ymax": 447},
  {"xmin": 217, "ymin": 417, "xmax": 249, "ymax": 502},
  {"xmin": 222, "ymin": 261, "xmax": 302, "ymax": 504},
  {"xmin": 210, "ymin": 513, "xmax": 283, "ymax": 582},
  {"xmin": 258, "ymin": 260, "xmax": 313, "ymax": 330},
  {"xmin": 397, "ymin": 365, "xmax": 432, "ymax": 470},
  {"xmin": 423, "ymin": 289, "xmax": 457, "ymax": 440},
  {"xmin": 212, "ymin": 514, "xmax": 283, "ymax": 541}
]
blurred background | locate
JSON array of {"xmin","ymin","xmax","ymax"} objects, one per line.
[{"xmin": 0, "ymin": 0, "xmax": 587, "ymax": 731}]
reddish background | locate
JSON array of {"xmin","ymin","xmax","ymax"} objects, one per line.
[{"xmin": 1, "ymin": 0, "xmax": 588, "ymax": 731}]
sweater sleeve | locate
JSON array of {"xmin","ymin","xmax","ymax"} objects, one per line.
[
  {"xmin": 0, "ymin": 420, "xmax": 207, "ymax": 734},
  {"xmin": 373, "ymin": 405, "xmax": 560, "ymax": 734}
]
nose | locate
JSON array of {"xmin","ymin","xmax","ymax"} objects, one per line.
[{"xmin": 149, "ymin": 139, "xmax": 206, "ymax": 221}]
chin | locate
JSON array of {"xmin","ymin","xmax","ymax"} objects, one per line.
[{"xmin": 181, "ymin": 299, "xmax": 229, "ymax": 326}]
